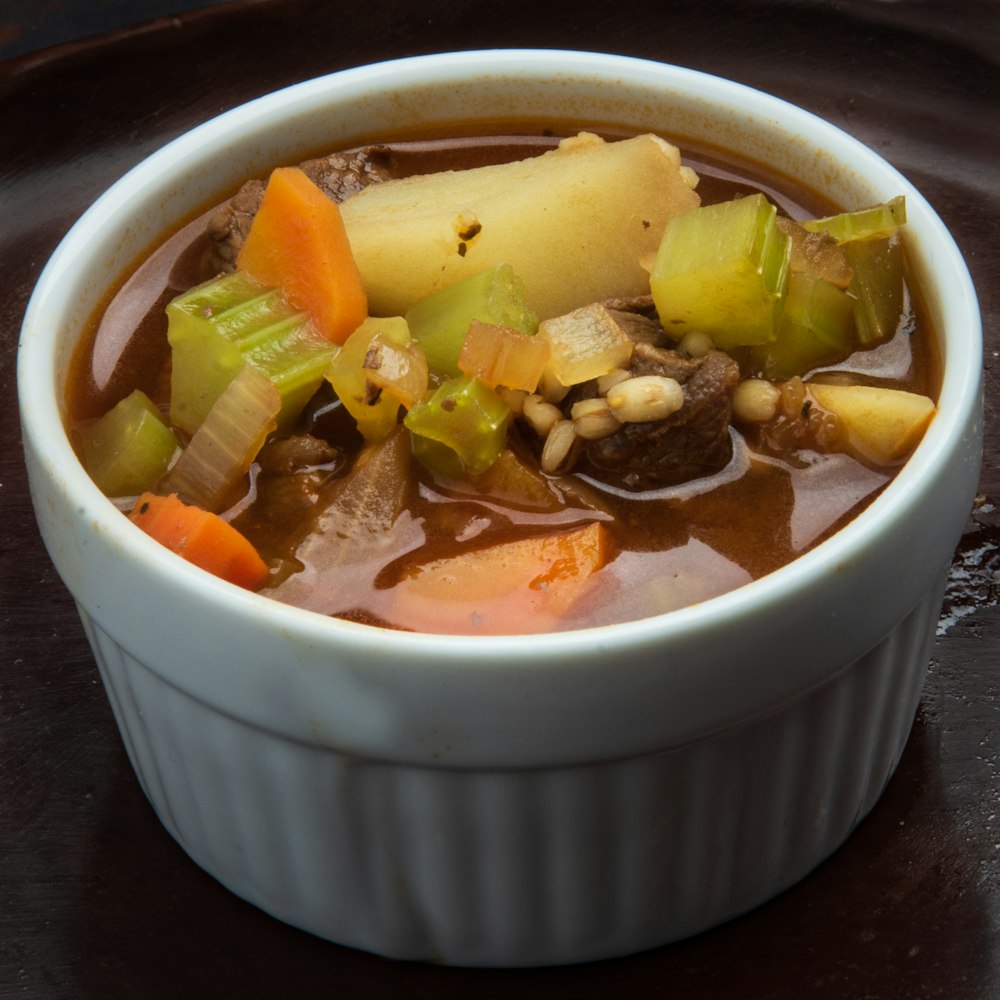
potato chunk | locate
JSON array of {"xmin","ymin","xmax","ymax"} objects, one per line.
[
  {"xmin": 807, "ymin": 382, "xmax": 936, "ymax": 464},
  {"xmin": 339, "ymin": 132, "xmax": 700, "ymax": 321}
]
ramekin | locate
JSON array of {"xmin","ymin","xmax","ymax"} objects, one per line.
[{"xmin": 18, "ymin": 50, "xmax": 983, "ymax": 966}]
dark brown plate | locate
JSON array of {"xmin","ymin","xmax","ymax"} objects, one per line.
[{"xmin": 2, "ymin": 2, "xmax": 999, "ymax": 996}]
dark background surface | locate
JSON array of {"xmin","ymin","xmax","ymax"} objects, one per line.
[
  {"xmin": 2, "ymin": 1, "xmax": 999, "ymax": 997},
  {"xmin": 0, "ymin": 0, "xmax": 234, "ymax": 60}
]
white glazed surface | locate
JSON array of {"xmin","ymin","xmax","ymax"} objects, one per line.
[
  {"xmin": 18, "ymin": 51, "xmax": 983, "ymax": 964},
  {"xmin": 80, "ymin": 582, "xmax": 941, "ymax": 965}
]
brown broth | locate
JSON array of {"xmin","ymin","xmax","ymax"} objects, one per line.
[{"xmin": 66, "ymin": 132, "xmax": 940, "ymax": 633}]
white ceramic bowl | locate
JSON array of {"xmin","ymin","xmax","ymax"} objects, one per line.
[{"xmin": 18, "ymin": 50, "xmax": 983, "ymax": 966}]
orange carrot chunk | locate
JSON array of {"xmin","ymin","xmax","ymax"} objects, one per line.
[
  {"xmin": 387, "ymin": 522, "xmax": 609, "ymax": 635},
  {"xmin": 236, "ymin": 166, "xmax": 367, "ymax": 344},
  {"xmin": 129, "ymin": 492, "xmax": 268, "ymax": 589}
]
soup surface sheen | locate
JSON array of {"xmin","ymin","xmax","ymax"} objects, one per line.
[{"xmin": 68, "ymin": 129, "xmax": 938, "ymax": 634}]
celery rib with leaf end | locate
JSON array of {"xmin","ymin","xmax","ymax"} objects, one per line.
[
  {"xmin": 167, "ymin": 271, "xmax": 339, "ymax": 436},
  {"xmin": 650, "ymin": 193, "xmax": 791, "ymax": 351}
]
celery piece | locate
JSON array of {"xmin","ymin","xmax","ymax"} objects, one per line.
[
  {"xmin": 752, "ymin": 272, "xmax": 856, "ymax": 379},
  {"xmin": 650, "ymin": 193, "xmax": 790, "ymax": 350},
  {"xmin": 77, "ymin": 389, "xmax": 179, "ymax": 498},
  {"xmin": 167, "ymin": 271, "xmax": 338, "ymax": 435},
  {"xmin": 327, "ymin": 317, "xmax": 419, "ymax": 442},
  {"xmin": 405, "ymin": 263, "xmax": 538, "ymax": 379},
  {"xmin": 801, "ymin": 195, "xmax": 906, "ymax": 244},
  {"xmin": 843, "ymin": 236, "xmax": 908, "ymax": 345},
  {"xmin": 404, "ymin": 375, "xmax": 510, "ymax": 477}
]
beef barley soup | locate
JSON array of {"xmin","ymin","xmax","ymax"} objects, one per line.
[{"xmin": 67, "ymin": 128, "xmax": 939, "ymax": 634}]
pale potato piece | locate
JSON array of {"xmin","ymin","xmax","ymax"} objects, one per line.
[
  {"xmin": 807, "ymin": 382, "xmax": 936, "ymax": 463},
  {"xmin": 339, "ymin": 132, "xmax": 700, "ymax": 321}
]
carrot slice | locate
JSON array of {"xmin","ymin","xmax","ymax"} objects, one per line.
[
  {"xmin": 129, "ymin": 492, "xmax": 268, "ymax": 589},
  {"xmin": 236, "ymin": 166, "xmax": 367, "ymax": 344},
  {"xmin": 387, "ymin": 522, "xmax": 609, "ymax": 635}
]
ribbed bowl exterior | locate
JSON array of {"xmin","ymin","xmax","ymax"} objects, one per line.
[{"xmin": 78, "ymin": 576, "xmax": 942, "ymax": 967}]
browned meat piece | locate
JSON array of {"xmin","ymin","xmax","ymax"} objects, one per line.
[
  {"xmin": 583, "ymin": 342, "xmax": 741, "ymax": 489},
  {"xmin": 600, "ymin": 294, "xmax": 664, "ymax": 344},
  {"xmin": 601, "ymin": 293, "xmax": 658, "ymax": 317},
  {"xmin": 204, "ymin": 145, "xmax": 395, "ymax": 276},
  {"xmin": 230, "ymin": 435, "xmax": 348, "ymax": 568},
  {"xmin": 205, "ymin": 178, "xmax": 265, "ymax": 272},
  {"xmin": 298, "ymin": 147, "xmax": 395, "ymax": 202},
  {"xmin": 256, "ymin": 434, "xmax": 342, "ymax": 475},
  {"xmin": 605, "ymin": 307, "xmax": 665, "ymax": 346}
]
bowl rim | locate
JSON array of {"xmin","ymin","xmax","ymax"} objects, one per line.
[{"xmin": 17, "ymin": 49, "xmax": 983, "ymax": 711}]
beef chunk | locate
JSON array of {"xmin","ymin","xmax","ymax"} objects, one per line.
[
  {"xmin": 204, "ymin": 145, "xmax": 395, "ymax": 275},
  {"xmin": 583, "ymin": 342, "xmax": 741, "ymax": 489},
  {"xmin": 601, "ymin": 294, "xmax": 666, "ymax": 346},
  {"xmin": 256, "ymin": 434, "xmax": 342, "ymax": 476},
  {"xmin": 230, "ymin": 435, "xmax": 348, "ymax": 566},
  {"xmin": 205, "ymin": 178, "xmax": 265, "ymax": 273},
  {"xmin": 298, "ymin": 146, "xmax": 396, "ymax": 202}
]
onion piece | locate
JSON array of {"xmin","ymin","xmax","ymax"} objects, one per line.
[
  {"xmin": 160, "ymin": 365, "xmax": 280, "ymax": 512},
  {"xmin": 537, "ymin": 303, "xmax": 633, "ymax": 386},
  {"xmin": 362, "ymin": 330, "xmax": 429, "ymax": 410},
  {"xmin": 458, "ymin": 320, "xmax": 550, "ymax": 392}
]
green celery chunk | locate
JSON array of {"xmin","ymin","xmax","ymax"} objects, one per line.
[
  {"xmin": 77, "ymin": 389, "xmax": 179, "ymax": 497},
  {"xmin": 751, "ymin": 272, "xmax": 856, "ymax": 378},
  {"xmin": 650, "ymin": 193, "xmax": 790, "ymax": 350},
  {"xmin": 167, "ymin": 271, "xmax": 338, "ymax": 435},
  {"xmin": 404, "ymin": 375, "xmax": 510, "ymax": 477},
  {"xmin": 801, "ymin": 195, "xmax": 906, "ymax": 244},
  {"xmin": 405, "ymin": 263, "xmax": 538, "ymax": 379},
  {"xmin": 844, "ymin": 236, "xmax": 908, "ymax": 345}
]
